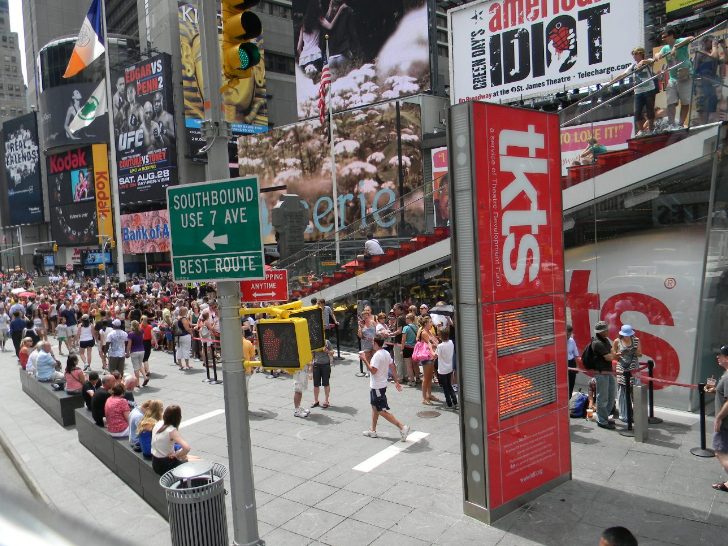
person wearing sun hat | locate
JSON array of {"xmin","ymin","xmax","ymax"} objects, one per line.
[
  {"xmin": 706, "ymin": 345, "xmax": 728, "ymax": 492},
  {"xmin": 591, "ymin": 320, "xmax": 619, "ymax": 429},
  {"xmin": 612, "ymin": 324, "xmax": 642, "ymax": 423}
]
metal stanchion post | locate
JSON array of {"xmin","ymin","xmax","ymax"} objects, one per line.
[
  {"xmin": 647, "ymin": 360, "xmax": 663, "ymax": 424},
  {"xmin": 203, "ymin": 340, "xmax": 211, "ymax": 383},
  {"xmin": 690, "ymin": 383, "xmax": 716, "ymax": 458},
  {"xmin": 333, "ymin": 326, "xmax": 344, "ymax": 361},
  {"xmin": 619, "ymin": 369, "xmax": 635, "ymax": 438},
  {"xmin": 210, "ymin": 343, "xmax": 222, "ymax": 385},
  {"xmin": 355, "ymin": 337, "xmax": 366, "ymax": 377},
  {"xmin": 633, "ymin": 384, "xmax": 648, "ymax": 443}
]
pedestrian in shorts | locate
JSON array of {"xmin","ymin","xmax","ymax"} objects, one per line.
[
  {"xmin": 311, "ymin": 339, "xmax": 333, "ymax": 408},
  {"xmin": 293, "ymin": 363, "xmax": 311, "ymax": 418},
  {"xmin": 706, "ymin": 345, "xmax": 728, "ymax": 492},
  {"xmin": 360, "ymin": 337, "xmax": 410, "ymax": 441}
]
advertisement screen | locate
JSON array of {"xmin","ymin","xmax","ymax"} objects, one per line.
[
  {"xmin": 560, "ymin": 117, "xmax": 633, "ymax": 175},
  {"xmin": 112, "ymin": 53, "xmax": 178, "ymax": 206},
  {"xmin": 48, "ymin": 147, "xmax": 99, "ymax": 246},
  {"xmin": 238, "ymin": 100, "xmax": 424, "ymax": 243},
  {"xmin": 2, "ymin": 112, "xmax": 44, "ymax": 226},
  {"xmin": 84, "ymin": 251, "xmax": 112, "ymax": 266},
  {"xmin": 666, "ymin": 0, "xmax": 724, "ymax": 20},
  {"xmin": 431, "ymin": 147, "xmax": 449, "ymax": 227},
  {"xmin": 448, "ymin": 0, "xmax": 642, "ymax": 104},
  {"xmin": 121, "ymin": 209, "xmax": 171, "ymax": 254},
  {"xmin": 38, "ymin": 83, "xmax": 109, "ymax": 149},
  {"xmin": 178, "ymin": 1, "xmax": 268, "ymax": 157},
  {"xmin": 292, "ymin": 0, "xmax": 430, "ymax": 119}
]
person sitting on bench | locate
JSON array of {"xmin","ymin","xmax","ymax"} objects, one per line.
[{"xmin": 36, "ymin": 341, "xmax": 63, "ymax": 383}]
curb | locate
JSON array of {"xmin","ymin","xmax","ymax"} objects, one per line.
[{"xmin": 0, "ymin": 424, "xmax": 53, "ymax": 506}]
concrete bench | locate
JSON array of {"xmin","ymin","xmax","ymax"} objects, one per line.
[
  {"xmin": 19, "ymin": 368, "xmax": 84, "ymax": 427},
  {"xmin": 74, "ymin": 408, "xmax": 168, "ymax": 518}
]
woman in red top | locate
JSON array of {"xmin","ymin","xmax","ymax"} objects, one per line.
[
  {"xmin": 18, "ymin": 337, "xmax": 33, "ymax": 369},
  {"xmin": 104, "ymin": 383, "xmax": 131, "ymax": 437},
  {"xmin": 141, "ymin": 315, "xmax": 156, "ymax": 386}
]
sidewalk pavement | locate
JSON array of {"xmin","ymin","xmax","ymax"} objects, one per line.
[{"xmin": 1, "ymin": 343, "xmax": 727, "ymax": 546}]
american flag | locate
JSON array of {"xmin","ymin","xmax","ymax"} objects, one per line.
[{"xmin": 318, "ymin": 62, "xmax": 331, "ymax": 126}]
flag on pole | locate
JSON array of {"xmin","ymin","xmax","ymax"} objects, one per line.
[
  {"xmin": 63, "ymin": 0, "xmax": 106, "ymax": 78},
  {"xmin": 318, "ymin": 61, "xmax": 331, "ymax": 126},
  {"xmin": 68, "ymin": 79, "xmax": 107, "ymax": 134}
]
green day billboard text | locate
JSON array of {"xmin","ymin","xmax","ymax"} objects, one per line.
[
  {"xmin": 167, "ymin": 177, "xmax": 265, "ymax": 282},
  {"xmin": 448, "ymin": 0, "xmax": 642, "ymax": 104}
]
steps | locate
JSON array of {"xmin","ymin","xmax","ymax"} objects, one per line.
[
  {"xmin": 291, "ymin": 227, "xmax": 451, "ymax": 298},
  {"xmin": 562, "ymin": 129, "xmax": 691, "ymax": 190}
]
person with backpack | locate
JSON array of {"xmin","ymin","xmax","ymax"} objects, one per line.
[
  {"xmin": 567, "ymin": 324, "xmax": 579, "ymax": 399},
  {"xmin": 589, "ymin": 321, "xmax": 619, "ymax": 429},
  {"xmin": 401, "ymin": 313, "xmax": 418, "ymax": 386}
]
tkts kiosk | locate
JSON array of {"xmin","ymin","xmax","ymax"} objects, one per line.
[{"xmin": 448, "ymin": 102, "xmax": 571, "ymax": 523}]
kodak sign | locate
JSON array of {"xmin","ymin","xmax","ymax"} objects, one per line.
[{"xmin": 92, "ymin": 144, "xmax": 114, "ymax": 244}]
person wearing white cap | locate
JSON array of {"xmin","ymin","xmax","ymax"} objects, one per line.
[
  {"xmin": 612, "ymin": 325, "xmax": 642, "ymax": 423},
  {"xmin": 106, "ymin": 319, "xmax": 129, "ymax": 376},
  {"xmin": 591, "ymin": 320, "xmax": 619, "ymax": 429}
]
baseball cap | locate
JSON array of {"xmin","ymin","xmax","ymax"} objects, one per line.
[
  {"xmin": 720, "ymin": 346, "xmax": 728, "ymax": 356},
  {"xmin": 112, "ymin": 319, "xmax": 121, "ymax": 327},
  {"xmin": 594, "ymin": 321, "xmax": 608, "ymax": 334}
]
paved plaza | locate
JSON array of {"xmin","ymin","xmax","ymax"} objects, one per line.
[{"xmin": 1, "ymin": 345, "xmax": 728, "ymax": 545}]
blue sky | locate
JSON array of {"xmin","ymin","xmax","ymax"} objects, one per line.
[{"xmin": 8, "ymin": 0, "xmax": 27, "ymax": 84}]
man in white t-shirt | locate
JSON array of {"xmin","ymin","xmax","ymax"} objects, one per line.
[
  {"xmin": 363, "ymin": 232, "xmax": 384, "ymax": 256},
  {"xmin": 359, "ymin": 337, "xmax": 410, "ymax": 441}
]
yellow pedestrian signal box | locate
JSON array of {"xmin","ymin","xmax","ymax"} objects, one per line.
[
  {"xmin": 257, "ymin": 318, "xmax": 311, "ymax": 370},
  {"xmin": 221, "ymin": 0, "xmax": 262, "ymax": 83},
  {"xmin": 290, "ymin": 305, "xmax": 325, "ymax": 351}
]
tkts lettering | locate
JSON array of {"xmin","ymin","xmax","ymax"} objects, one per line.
[{"xmin": 474, "ymin": 1, "xmax": 610, "ymax": 89}]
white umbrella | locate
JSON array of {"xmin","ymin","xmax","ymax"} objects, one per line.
[{"xmin": 11, "ymin": 287, "xmax": 24, "ymax": 295}]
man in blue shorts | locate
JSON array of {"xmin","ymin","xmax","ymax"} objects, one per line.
[{"xmin": 360, "ymin": 337, "xmax": 410, "ymax": 441}]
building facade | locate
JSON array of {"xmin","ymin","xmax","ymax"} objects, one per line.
[{"xmin": 0, "ymin": 0, "xmax": 27, "ymax": 123}]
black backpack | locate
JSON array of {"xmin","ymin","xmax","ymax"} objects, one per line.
[{"xmin": 581, "ymin": 338, "xmax": 598, "ymax": 370}]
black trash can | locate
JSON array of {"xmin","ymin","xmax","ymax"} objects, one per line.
[{"xmin": 159, "ymin": 461, "xmax": 228, "ymax": 546}]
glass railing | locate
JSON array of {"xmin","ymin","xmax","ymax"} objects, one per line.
[
  {"xmin": 557, "ymin": 20, "xmax": 728, "ymax": 187},
  {"xmin": 278, "ymin": 187, "xmax": 449, "ymax": 296}
]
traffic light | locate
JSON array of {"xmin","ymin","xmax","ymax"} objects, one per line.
[
  {"xmin": 290, "ymin": 305, "xmax": 325, "ymax": 351},
  {"xmin": 110, "ymin": 240, "xmax": 116, "ymax": 249},
  {"xmin": 53, "ymin": 243, "xmax": 58, "ymax": 253},
  {"xmin": 98, "ymin": 263, "xmax": 106, "ymax": 271},
  {"xmin": 256, "ymin": 318, "xmax": 312, "ymax": 370},
  {"xmin": 221, "ymin": 0, "xmax": 262, "ymax": 83}
]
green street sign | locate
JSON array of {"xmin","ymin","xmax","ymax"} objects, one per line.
[{"xmin": 167, "ymin": 176, "xmax": 264, "ymax": 282}]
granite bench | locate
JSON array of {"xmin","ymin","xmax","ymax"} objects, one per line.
[
  {"xmin": 19, "ymin": 368, "xmax": 84, "ymax": 427},
  {"xmin": 74, "ymin": 407, "xmax": 168, "ymax": 518}
]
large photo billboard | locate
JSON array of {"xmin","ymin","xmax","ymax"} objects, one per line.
[
  {"xmin": 3, "ymin": 113, "xmax": 44, "ymax": 226},
  {"xmin": 47, "ymin": 147, "xmax": 99, "ymax": 246},
  {"xmin": 666, "ymin": 0, "xmax": 724, "ymax": 21},
  {"xmin": 238, "ymin": 101, "xmax": 424, "ymax": 243},
  {"xmin": 292, "ymin": 0, "xmax": 430, "ymax": 119},
  {"xmin": 448, "ymin": 0, "xmax": 642, "ymax": 104},
  {"xmin": 39, "ymin": 83, "xmax": 109, "ymax": 149},
  {"xmin": 178, "ymin": 1, "xmax": 268, "ymax": 158},
  {"xmin": 112, "ymin": 53, "xmax": 178, "ymax": 206},
  {"xmin": 121, "ymin": 210, "xmax": 171, "ymax": 254}
]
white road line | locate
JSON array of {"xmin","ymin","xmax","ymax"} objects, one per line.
[
  {"xmin": 353, "ymin": 431, "xmax": 429, "ymax": 473},
  {"xmin": 179, "ymin": 409, "xmax": 225, "ymax": 429}
]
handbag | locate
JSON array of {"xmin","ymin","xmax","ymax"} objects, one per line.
[{"xmin": 412, "ymin": 341, "xmax": 433, "ymax": 362}]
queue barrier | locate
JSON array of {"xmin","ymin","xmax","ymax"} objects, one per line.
[
  {"xmin": 193, "ymin": 337, "xmax": 222, "ymax": 385},
  {"xmin": 573, "ymin": 361, "xmax": 715, "ymax": 458}
]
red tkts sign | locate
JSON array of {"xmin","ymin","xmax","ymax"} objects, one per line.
[
  {"xmin": 240, "ymin": 269, "xmax": 288, "ymax": 303},
  {"xmin": 449, "ymin": 102, "xmax": 569, "ymax": 523}
]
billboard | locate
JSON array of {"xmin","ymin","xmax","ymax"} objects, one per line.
[
  {"xmin": 112, "ymin": 53, "xmax": 178, "ymax": 206},
  {"xmin": 666, "ymin": 0, "xmax": 724, "ymax": 20},
  {"xmin": 292, "ymin": 0, "xmax": 430, "ymax": 119},
  {"xmin": 38, "ymin": 83, "xmax": 109, "ymax": 149},
  {"xmin": 91, "ymin": 144, "xmax": 114, "ymax": 242},
  {"xmin": 431, "ymin": 147, "xmax": 449, "ymax": 227},
  {"xmin": 120, "ymin": 209, "xmax": 171, "ymax": 254},
  {"xmin": 448, "ymin": 0, "xmax": 642, "ymax": 104},
  {"xmin": 560, "ymin": 117, "xmax": 633, "ymax": 175},
  {"xmin": 449, "ymin": 102, "xmax": 569, "ymax": 521},
  {"xmin": 2, "ymin": 113, "xmax": 43, "ymax": 226},
  {"xmin": 178, "ymin": 1, "xmax": 268, "ymax": 158},
  {"xmin": 238, "ymin": 100, "xmax": 424, "ymax": 243},
  {"xmin": 47, "ymin": 147, "xmax": 99, "ymax": 246}
]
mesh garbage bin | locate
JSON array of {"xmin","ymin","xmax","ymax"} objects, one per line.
[{"xmin": 160, "ymin": 461, "xmax": 228, "ymax": 546}]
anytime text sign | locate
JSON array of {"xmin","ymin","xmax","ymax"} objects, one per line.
[
  {"xmin": 240, "ymin": 269, "xmax": 288, "ymax": 303},
  {"xmin": 167, "ymin": 177, "xmax": 264, "ymax": 282}
]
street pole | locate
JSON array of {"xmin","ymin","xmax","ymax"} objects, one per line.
[{"xmin": 198, "ymin": 2, "xmax": 263, "ymax": 545}]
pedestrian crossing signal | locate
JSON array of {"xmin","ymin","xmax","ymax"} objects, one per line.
[
  {"xmin": 290, "ymin": 305, "xmax": 325, "ymax": 352},
  {"xmin": 256, "ymin": 318, "xmax": 312, "ymax": 370}
]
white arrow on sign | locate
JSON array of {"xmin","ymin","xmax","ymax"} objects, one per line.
[
  {"xmin": 202, "ymin": 230, "xmax": 229, "ymax": 251},
  {"xmin": 253, "ymin": 292, "xmax": 276, "ymax": 299}
]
